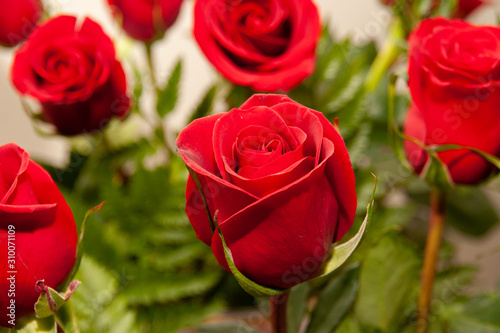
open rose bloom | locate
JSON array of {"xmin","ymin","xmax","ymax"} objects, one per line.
[
  {"xmin": 177, "ymin": 94, "xmax": 357, "ymax": 289},
  {"xmin": 11, "ymin": 15, "xmax": 130, "ymax": 135},
  {"xmin": 194, "ymin": 0, "xmax": 321, "ymax": 92},
  {"xmin": 0, "ymin": 143, "xmax": 77, "ymax": 327},
  {"xmin": 404, "ymin": 18, "xmax": 500, "ymax": 185}
]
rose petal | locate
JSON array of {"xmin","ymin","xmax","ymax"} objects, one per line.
[
  {"xmin": 0, "ymin": 143, "xmax": 30, "ymax": 204},
  {"xmin": 403, "ymin": 104, "xmax": 427, "ymax": 174},
  {"xmin": 0, "ymin": 203, "xmax": 57, "ymax": 227},
  {"xmin": 178, "ymin": 113, "xmax": 259, "ymax": 238},
  {"xmin": 310, "ymin": 112, "xmax": 357, "ymax": 241},
  {"xmin": 213, "ymin": 106, "xmax": 299, "ymax": 180},
  {"xmin": 211, "ymin": 140, "xmax": 338, "ymax": 289}
]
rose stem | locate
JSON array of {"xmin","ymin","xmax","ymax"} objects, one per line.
[
  {"xmin": 270, "ymin": 290, "xmax": 290, "ymax": 333},
  {"xmin": 144, "ymin": 42, "xmax": 174, "ymax": 160},
  {"xmin": 416, "ymin": 188, "xmax": 447, "ymax": 333},
  {"xmin": 364, "ymin": 18, "xmax": 405, "ymax": 93},
  {"xmin": 145, "ymin": 42, "xmax": 159, "ymax": 94}
]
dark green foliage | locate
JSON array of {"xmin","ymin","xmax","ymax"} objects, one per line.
[
  {"xmin": 189, "ymin": 85, "xmax": 217, "ymax": 123},
  {"xmin": 157, "ymin": 60, "xmax": 182, "ymax": 118},
  {"xmin": 51, "ymin": 140, "xmax": 227, "ymax": 332},
  {"xmin": 306, "ymin": 265, "xmax": 360, "ymax": 333}
]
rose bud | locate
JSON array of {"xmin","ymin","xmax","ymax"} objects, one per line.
[
  {"xmin": 177, "ymin": 94, "xmax": 357, "ymax": 289},
  {"xmin": 404, "ymin": 18, "xmax": 500, "ymax": 185},
  {"xmin": 11, "ymin": 15, "xmax": 130, "ymax": 136},
  {"xmin": 0, "ymin": 143, "xmax": 77, "ymax": 327},
  {"xmin": 0, "ymin": 0, "xmax": 42, "ymax": 47},
  {"xmin": 193, "ymin": 0, "xmax": 321, "ymax": 92},
  {"xmin": 106, "ymin": 0, "xmax": 184, "ymax": 42}
]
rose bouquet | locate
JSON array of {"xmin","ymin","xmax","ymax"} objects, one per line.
[{"xmin": 1, "ymin": 0, "xmax": 500, "ymax": 332}]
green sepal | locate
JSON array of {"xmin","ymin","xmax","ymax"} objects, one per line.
[
  {"xmin": 10, "ymin": 316, "xmax": 57, "ymax": 333},
  {"xmin": 60, "ymin": 202, "xmax": 104, "ymax": 289},
  {"xmin": 34, "ymin": 280, "xmax": 80, "ymax": 318},
  {"xmin": 314, "ymin": 175, "xmax": 376, "ymax": 280},
  {"xmin": 214, "ymin": 214, "xmax": 285, "ymax": 298},
  {"xmin": 420, "ymin": 152, "xmax": 455, "ymax": 191},
  {"xmin": 429, "ymin": 144, "xmax": 500, "ymax": 170},
  {"xmin": 423, "ymin": 142, "xmax": 500, "ymax": 189}
]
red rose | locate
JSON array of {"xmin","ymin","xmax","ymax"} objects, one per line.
[
  {"xmin": 106, "ymin": 0, "xmax": 184, "ymax": 42},
  {"xmin": 404, "ymin": 18, "xmax": 500, "ymax": 185},
  {"xmin": 193, "ymin": 0, "xmax": 321, "ymax": 92},
  {"xmin": 11, "ymin": 15, "xmax": 130, "ymax": 136},
  {"xmin": 0, "ymin": 0, "xmax": 42, "ymax": 47},
  {"xmin": 0, "ymin": 143, "xmax": 77, "ymax": 327},
  {"xmin": 177, "ymin": 94, "xmax": 357, "ymax": 289}
]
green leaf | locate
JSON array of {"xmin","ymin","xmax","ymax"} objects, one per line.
[
  {"xmin": 287, "ymin": 283, "xmax": 311, "ymax": 333},
  {"xmin": 346, "ymin": 123, "xmax": 371, "ymax": 165},
  {"xmin": 433, "ymin": 0, "xmax": 457, "ymax": 17},
  {"xmin": 131, "ymin": 65, "xmax": 143, "ymax": 114},
  {"xmin": 336, "ymin": 316, "xmax": 364, "ymax": 333},
  {"xmin": 354, "ymin": 232, "xmax": 421, "ymax": 332},
  {"xmin": 417, "ymin": 0, "xmax": 435, "ymax": 17},
  {"xmin": 307, "ymin": 265, "xmax": 360, "ymax": 333},
  {"xmin": 447, "ymin": 290, "xmax": 500, "ymax": 333},
  {"xmin": 366, "ymin": 206, "xmax": 417, "ymax": 242},
  {"xmin": 157, "ymin": 59, "xmax": 182, "ymax": 118},
  {"xmin": 122, "ymin": 271, "xmax": 223, "ymax": 305},
  {"xmin": 137, "ymin": 300, "xmax": 223, "ymax": 333},
  {"xmin": 11, "ymin": 316, "xmax": 57, "ymax": 333},
  {"xmin": 215, "ymin": 218, "xmax": 285, "ymax": 297},
  {"xmin": 450, "ymin": 319, "xmax": 500, "ymax": 333},
  {"xmin": 70, "ymin": 256, "xmax": 139, "ymax": 333},
  {"xmin": 61, "ymin": 202, "xmax": 104, "ymax": 289},
  {"xmin": 226, "ymin": 84, "xmax": 253, "ymax": 110},
  {"xmin": 314, "ymin": 176, "xmax": 377, "ymax": 279},
  {"xmin": 189, "ymin": 85, "xmax": 217, "ymax": 123},
  {"xmin": 34, "ymin": 281, "xmax": 81, "ymax": 318},
  {"xmin": 53, "ymin": 299, "xmax": 81, "ymax": 333},
  {"xmin": 197, "ymin": 322, "xmax": 261, "ymax": 333},
  {"xmin": 446, "ymin": 187, "xmax": 499, "ymax": 236}
]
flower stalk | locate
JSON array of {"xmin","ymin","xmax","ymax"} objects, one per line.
[
  {"xmin": 145, "ymin": 42, "xmax": 159, "ymax": 94},
  {"xmin": 270, "ymin": 290, "xmax": 290, "ymax": 333},
  {"xmin": 144, "ymin": 42, "xmax": 174, "ymax": 160},
  {"xmin": 365, "ymin": 18, "xmax": 405, "ymax": 92},
  {"xmin": 417, "ymin": 188, "xmax": 447, "ymax": 333}
]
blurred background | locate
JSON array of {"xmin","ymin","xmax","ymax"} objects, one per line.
[{"xmin": 1, "ymin": 0, "xmax": 500, "ymax": 293}]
